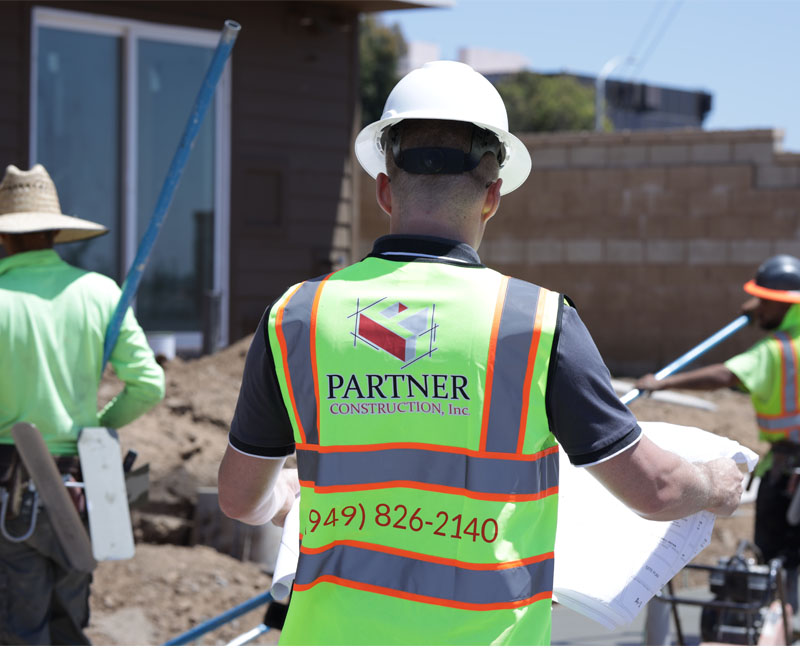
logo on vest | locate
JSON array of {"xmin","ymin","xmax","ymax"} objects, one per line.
[
  {"xmin": 325, "ymin": 298, "xmax": 471, "ymax": 418},
  {"xmin": 349, "ymin": 298, "xmax": 437, "ymax": 368}
]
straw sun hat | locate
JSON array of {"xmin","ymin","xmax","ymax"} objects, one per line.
[{"xmin": 0, "ymin": 164, "xmax": 107, "ymax": 243}]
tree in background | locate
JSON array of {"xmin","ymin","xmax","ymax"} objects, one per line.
[
  {"xmin": 496, "ymin": 71, "xmax": 605, "ymax": 133},
  {"xmin": 359, "ymin": 15, "xmax": 407, "ymax": 127}
]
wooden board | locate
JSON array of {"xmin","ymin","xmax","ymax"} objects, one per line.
[
  {"xmin": 77, "ymin": 427, "xmax": 135, "ymax": 561},
  {"xmin": 11, "ymin": 423, "xmax": 96, "ymax": 573}
]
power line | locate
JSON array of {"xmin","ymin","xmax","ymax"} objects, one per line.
[
  {"xmin": 627, "ymin": 2, "xmax": 669, "ymax": 64},
  {"xmin": 630, "ymin": 0, "xmax": 686, "ymax": 80}
]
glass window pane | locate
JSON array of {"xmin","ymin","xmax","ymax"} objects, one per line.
[
  {"xmin": 36, "ymin": 27, "xmax": 121, "ymax": 279},
  {"xmin": 136, "ymin": 39, "xmax": 215, "ymax": 332}
]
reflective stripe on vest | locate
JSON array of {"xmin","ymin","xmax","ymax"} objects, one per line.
[
  {"xmin": 268, "ymin": 258, "xmax": 560, "ymax": 641},
  {"xmin": 296, "ymin": 443, "xmax": 558, "ymax": 501},
  {"xmin": 294, "ymin": 540, "xmax": 554, "ymax": 610},
  {"xmin": 271, "ymin": 275, "xmax": 333, "ymax": 445},
  {"xmin": 756, "ymin": 331, "xmax": 800, "ymax": 443}
]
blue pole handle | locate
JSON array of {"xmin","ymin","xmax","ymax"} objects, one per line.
[
  {"xmin": 164, "ymin": 590, "xmax": 272, "ymax": 646},
  {"xmin": 102, "ymin": 19, "xmax": 241, "ymax": 369},
  {"xmin": 621, "ymin": 314, "xmax": 750, "ymax": 405}
]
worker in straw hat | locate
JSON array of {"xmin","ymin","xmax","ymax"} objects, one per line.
[
  {"xmin": 637, "ymin": 254, "xmax": 800, "ymax": 613},
  {"xmin": 217, "ymin": 61, "xmax": 743, "ymax": 644},
  {"xmin": 0, "ymin": 164, "xmax": 165, "ymax": 644}
]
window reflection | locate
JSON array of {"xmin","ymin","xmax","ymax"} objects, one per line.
[
  {"xmin": 36, "ymin": 27, "xmax": 121, "ymax": 279},
  {"xmin": 136, "ymin": 39, "xmax": 215, "ymax": 331},
  {"xmin": 35, "ymin": 25, "xmax": 218, "ymax": 335}
]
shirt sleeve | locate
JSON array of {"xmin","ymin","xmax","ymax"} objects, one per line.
[
  {"xmin": 98, "ymin": 305, "xmax": 166, "ymax": 428},
  {"xmin": 228, "ymin": 305, "xmax": 295, "ymax": 458},
  {"xmin": 546, "ymin": 303, "xmax": 641, "ymax": 467},
  {"xmin": 724, "ymin": 337, "xmax": 776, "ymax": 404}
]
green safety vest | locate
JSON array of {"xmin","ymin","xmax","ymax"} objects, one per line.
[
  {"xmin": 268, "ymin": 256, "xmax": 563, "ymax": 645},
  {"xmin": 752, "ymin": 329, "xmax": 800, "ymax": 444}
]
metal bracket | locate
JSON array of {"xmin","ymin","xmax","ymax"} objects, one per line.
[{"xmin": 0, "ymin": 483, "xmax": 39, "ymax": 543}]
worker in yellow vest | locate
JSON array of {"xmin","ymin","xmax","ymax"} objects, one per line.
[
  {"xmin": 218, "ymin": 60, "xmax": 744, "ymax": 645},
  {"xmin": 637, "ymin": 254, "xmax": 800, "ymax": 612}
]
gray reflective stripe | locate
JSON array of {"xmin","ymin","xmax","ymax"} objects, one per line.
[
  {"xmin": 776, "ymin": 332, "xmax": 798, "ymax": 413},
  {"xmin": 281, "ymin": 279, "xmax": 324, "ymax": 445},
  {"xmin": 296, "ymin": 445, "xmax": 558, "ymax": 497},
  {"xmin": 295, "ymin": 543, "xmax": 554, "ymax": 607},
  {"xmin": 757, "ymin": 414, "xmax": 800, "ymax": 431},
  {"xmin": 485, "ymin": 279, "xmax": 542, "ymax": 453}
]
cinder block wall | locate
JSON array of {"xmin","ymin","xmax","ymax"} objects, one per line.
[{"xmin": 358, "ymin": 129, "xmax": 800, "ymax": 375}]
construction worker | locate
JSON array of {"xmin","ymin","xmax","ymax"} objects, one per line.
[
  {"xmin": 0, "ymin": 164, "xmax": 165, "ymax": 644},
  {"xmin": 218, "ymin": 61, "xmax": 743, "ymax": 645},
  {"xmin": 636, "ymin": 253, "xmax": 800, "ymax": 613}
]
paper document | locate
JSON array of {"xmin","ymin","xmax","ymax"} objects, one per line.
[
  {"xmin": 553, "ymin": 421, "xmax": 759, "ymax": 628},
  {"xmin": 270, "ymin": 497, "xmax": 300, "ymax": 601},
  {"xmin": 270, "ymin": 421, "xmax": 758, "ymax": 627}
]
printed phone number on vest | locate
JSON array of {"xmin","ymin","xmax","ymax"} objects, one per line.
[{"xmin": 308, "ymin": 503, "xmax": 499, "ymax": 543}]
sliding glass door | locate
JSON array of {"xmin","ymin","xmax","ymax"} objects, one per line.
[{"xmin": 32, "ymin": 8, "xmax": 230, "ymax": 348}]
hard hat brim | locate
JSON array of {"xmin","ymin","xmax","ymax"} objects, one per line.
[
  {"xmin": 355, "ymin": 116, "xmax": 532, "ymax": 196},
  {"xmin": 743, "ymin": 279, "xmax": 800, "ymax": 303}
]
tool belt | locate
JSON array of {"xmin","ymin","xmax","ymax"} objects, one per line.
[
  {"xmin": 769, "ymin": 442, "xmax": 800, "ymax": 481},
  {"xmin": 55, "ymin": 456, "xmax": 82, "ymax": 481},
  {"xmin": 0, "ymin": 446, "xmax": 81, "ymax": 520},
  {"xmin": 0, "ymin": 445, "xmax": 18, "ymax": 486},
  {"xmin": 0, "ymin": 445, "xmax": 25, "ymax": 518},
  {"xmin": 1, "ymin": 446, "xmax": 81, "ymax": 484}
]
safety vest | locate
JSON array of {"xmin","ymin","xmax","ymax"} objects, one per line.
[
  {"xmin": 753, "ymin": 329, "xmax": 800, "ymax": 444},
  {"xmin": 268, "ymin": 255, "xmax": 562, "ymax": 645}
]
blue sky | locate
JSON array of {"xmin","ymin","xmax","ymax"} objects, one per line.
[{"xmin": 379, "ymin": 0, "xmax": 800, "ymax": 152}]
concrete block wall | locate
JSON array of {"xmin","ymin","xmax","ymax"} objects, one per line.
[{"xmin": 357, "ymin": 129, "xmax": 800, "ymax": 375}]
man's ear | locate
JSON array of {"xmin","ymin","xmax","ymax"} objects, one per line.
[
  {"xmin": 376, "ymin": 172, "xmax": 392, "ymax": 217},
  {"xmin": 481, "ymin": 178, "xmax": 502, "ymax": 224}
]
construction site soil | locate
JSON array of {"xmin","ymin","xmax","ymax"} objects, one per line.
[{"xmin": 87, "ymin": 335, "xmax": 765, "ymax": 645}]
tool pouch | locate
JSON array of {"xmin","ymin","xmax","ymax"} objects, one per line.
[
  {"xmin": 769, "ymin": 443, "xmax": 800, "ymax": 485},
  {"xmin": 0, "ymin": 446, "xmax": 24, "ymax": 519}
]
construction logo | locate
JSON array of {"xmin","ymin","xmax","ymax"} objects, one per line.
[{"xmin": 349, "ymin": 297, "xmax": 438, "ymax": 368}]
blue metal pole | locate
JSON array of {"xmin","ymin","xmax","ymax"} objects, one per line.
[
  {"xmin": 164, "ymin": 590, "xmax": 273, "ymax": 646},
  {"xmin": 226, "ymin": 622, "xmax": 270, "ymax": 646},
  {"xmin": 102, "ymin": 19, "xmax": 241, "ymax": 369},
  {"xmin": 621, "ymin": 314, "xmax": 750, "ymax": 405}
]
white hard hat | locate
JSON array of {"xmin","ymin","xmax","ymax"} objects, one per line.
[{"xmin": 355, "ymin": 60, "xmax": 532, "ymax": 195}]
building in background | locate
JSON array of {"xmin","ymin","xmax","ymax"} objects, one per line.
[
  {"xmin": 399, "ymin": 40, "xmax": 441, "ymax": 74},
  {"xmin": 402, "ymin": 42, "xmax": 712, "ymax": 131},
  {"xmin": 555, "ymin": 72, "xmax": 712, "ymax": 130},
  {"xmin": 0, "ymin": 0, "xmax": 437, "ymax": 354},
  {"xmin": 457, "ymin": 46, "xmax": 529, "ymax": 76}
]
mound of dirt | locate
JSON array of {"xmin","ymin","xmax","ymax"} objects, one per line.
[{"xmin": 86, "ymin": 339, "xmax": 766, "ymax": 644}]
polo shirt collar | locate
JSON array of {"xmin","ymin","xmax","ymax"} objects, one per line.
[
  {"xmin": 0, "ymin": 249, "xmax": 63, "ymax": 276},
  {"xmin": 369, "ymin": 234, "xmax": 483, "ymax": 266}
]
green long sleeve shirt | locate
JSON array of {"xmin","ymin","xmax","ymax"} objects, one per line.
[{"xmin": 0, "ymin": 249, "xmax": 165, "ymax": 455}]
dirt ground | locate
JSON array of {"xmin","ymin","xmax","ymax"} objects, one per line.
[{"xmin": 84, "ymin": 337, "xmax": 766, "ymax": 645}]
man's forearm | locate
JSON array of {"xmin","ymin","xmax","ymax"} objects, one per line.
[
  {"xmin": 639, "ymin": 364, "xmax": 739, "ymax": 392},
  {"xmin": 588, "ymin": 436, "xmax": 743, "ymax": 521},
  {"xmin": 217, "ymin": 444, "xmax": 290, "ymax": 525}
]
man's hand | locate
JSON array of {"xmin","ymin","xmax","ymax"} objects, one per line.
[
  {"xmin": 700, "ymin": 458, "xmax": 744, "ymax": 516},
  {"xmin": 635, "ymin": 373, "xmax": 661, "ymax": 392}
]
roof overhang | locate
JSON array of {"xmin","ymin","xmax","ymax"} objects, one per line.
[{"xmin": 334, "ymin": 0, "xmax": 453, "ymax": 12}]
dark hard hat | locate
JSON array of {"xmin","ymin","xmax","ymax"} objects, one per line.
[{"xmin": 744, "ymin": 254, "xmax": 800, "ymax": 303}]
